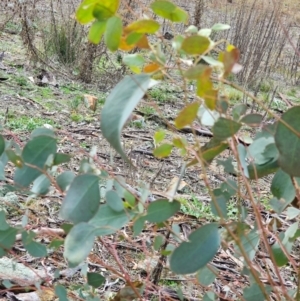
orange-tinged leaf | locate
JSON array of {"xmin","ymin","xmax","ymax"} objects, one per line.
[
  {"xmin": 136, "ymin": 35, "xmax": 150, "ymax": 49},
  {"xmin": 126, "ymin": 32, "xmax": 143, "ymax": 45},
  {"xmin": 196, "ymin": 68, "xmax": 218, "ymax": 109},
  {"xmin": 219, "ymin": 47, "xmax": 240, "ymax": 78},
  {"xmin": 143, "ymin": 63, "xmax": 160, "ymax": 73},
  {"xmin": 153, "ymin": 144, "xmax": 173, "ymax": 158},
  {"xmin": 125, "ymin": 19, "xmax": 160, "ymax": 34},
  {"xmin": 181, "ymin": 36, "xmax": 210, "ymax": 55},
  {"xmin": 119, "ymin": 36, "xmax": 135, "ymax": 51},
  {"xmin": 175, "ymin": 102, "xmax": 200, "ymax": 129}
]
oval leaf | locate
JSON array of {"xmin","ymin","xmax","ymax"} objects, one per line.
[
  {"xmin": 146, "ymin": 199, "xmax": 181, "ymax": 223},
  {"xmin": 170, "ymin": 223, "xmax": 220, "ymax": 274},
  {"xmin": 101, "ymin": 74, "xmax": 157, "ymax": 163},
  {"xmin": 181, "ymin": 36, "xmax": 210, "ymax": 55},
  {"xmin": 104, "ymin": 16, "xmax": 122, "ymax": 51},
  {"xmin": 105, "ymin": 190, "xmax": 124, "ymax": 212},
  {"xmin": 89, "ymin": 204, "xmax": 131, "ymax": 236},
  {"xmin": 88, "ymin": 20, "xmax": 106, "ymax": 44},
  {"xmin": 212, "ymin": 117, "xmax": 241, "ymax": 142},
  {"xmin": 275, "ymin": 106, "xmax": 300, "ymax": 177},
  {"xmin": 153, "ymin": 144, "xmax": 173, "ymax": 158},
  {"xmin": 64, "ymin": 222, "xmax": 96, "ymax": 267},
  {"xmin": 14, "ymin": 136, "xmax": 57, "ymax": 187},
  {"xmin": 175, "ymin": 102, "xmax": 200, "ymax": 129},
  {"xmin": 60, "ymin": 174, "xmax": 100, "ymax": 224},
  {"xmin": 240, "ymin": 114, "xmax": 263, "ymax": 126}
]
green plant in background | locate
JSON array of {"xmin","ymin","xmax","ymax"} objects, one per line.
[
  {"xmin": 140, "ymin": 105, "xmax": 156, "ymax": 116},
  {"xmin": 6, "ymin": 116, "xmax": 56, "ymax": 132}
]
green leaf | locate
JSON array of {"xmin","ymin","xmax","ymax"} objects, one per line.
[
  {"xmin": 31, "ymin": 174, "xmax": 51, "ymax": 195},
  {"xmin": 64, "ymin": 222, "xmax": 96, "ymax": 267},
  {"xmin": 89, "ymin": 204, "xmax": 131, "ymax": 236},
  {"xmin": 57, "ymin": 171, "xmax": 75, "ymax": 192},
  {"xmin": 154, "ymin": 235, "xmax": 164, "ymax": 250},
  {"xmin": 22, "ymin": 232, "xmax": 48, "ymax": 258},
  {"xmin": 181, "ymin": 36, "xmax": 210, "ymax": 55},
  {"xmin": 0, "ymin": 135, "xmax": 5, "ymax": 157},
  {"xmin": 0, "ymin": 227, "xmax": 17, "ymax": 250},
  {"xmin": 275, "ymin": 106, "xmax": 300, "ymax": 177},
  {"xmin": 145, "ymin": 199, "xmax": 180, "ymax": 223},
  {"xmin": 247, "ymin": 158, "xmax": 279, "ymax": 179},
  {"xmin": 55, "ymin": 285, "xmax": 68, "ymax": 301},
  {"xmin": 238, "ymin": 144, "xmax": 249, "ymax": 178},
  {"xmin": 170, "ymin": 223, "xmax": 220, "ymax": 274},
  {"xmin": 153, "ymin": 143, "xmax": 173, "ymax": 158},
  {"xmin": 240, "ymin": 113, "xmax": 263, "ymax": 126},
  {"xmin": 211, "ymin": 23, "xmax": 230, "ymax": 31},
  {"xmin": 235, "ymin": 229, "xmax": 260, "ymax": 261},
  {"xmin": 14, "ymin": 136, "xmax": 57, "ymax": 187},
  {"xmin": 175, "ymin": 102, "xmax": 200, "ymax": 129},
  {"xmin": 54, "ymin": 153, "xmax": 71, "ymax": 165},
  {"xmin": 133, "ymin": 216, "xmax": 146, "ymax": 236},
  {"xmin": 212, "ymin": 117, "xmax": 241, "ymax": 142},
  {"xmin": 151, "ymin": 1, "xmax": 188, "ymax": 23},
  {"xmin": 0, "ymin": 211, "xmax": 9, "ymax": 231},
  {"xmin": 60, "ymin": 174, "xmax": 100, "ymax": 224},
  {"xmin": 217, "ymin": 158, "xmax": 236, "ymax": 174},
  {"xmin": 243, "ymin": 283, "xmax": 271, "ymax": 301},
  {"xmin": 101, "ymin": 74, "xmax": 157, "ymax": 163},
  {"xmin": 105, "ymin": 190, "xmax": 124, "ymax": 212},
  {"xmin": 87, "ymin": 272, "xmax": 105, "ymax": 288},
  {"xmin": 123, "ymin": 54, "xmax": 145, "ymax": 68},
  {"xmin": 197, "ymin": 265, "xmax": 217, "ymax": 286},
  {"xmin": 232, "ymin": 104, "xmax": 247, "ymax": 121},
  {"xmin": 203, "ymin": 292, "xmax": 216, "ymax": 301},
  {"xmin": 88, "ymin": 20, "xmax": 106, "ymax": 44},
  {"xmin": 104, "ymin": 16, "xmax": 122, "ymax": 52},
  {"xmin": 270, "ymin": 169, "xmax": 300, "ymax": 213},
  {"xmin": 6, "ymin": 149, "xmax": 23, "ymax": 166},
  {"xmin": 30, "ymin": 127, "xmax": 56, "ymax": 139},
  {"xmin": 210, "ymin": 190, "xmax": 228, "ymax": 218}
]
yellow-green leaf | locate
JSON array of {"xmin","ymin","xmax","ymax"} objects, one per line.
[
  {"xmin": 181, "ymin": 36, "xmax": 210, "ymax": 55},
  {"xmin": 175, "ymin": 102, "xmax": 200, "ymax": 129},
  {"xmin": 105, "ymin": 16, "xmax": 122, "ymax": 52},
  {"xmin": 151, "ymin": 0, "xmax": 188, "ymax": 23},
  {"xmin": 76, "ymin": 0, "xmax": 98, "ymax": 24},
  {"xmin": 93, "ymin": 0, "xmax": 120, "ymax": 21},
  {"xmin": 88, "ymin": 20, "xmax": 106, "ymax": 44},
  {"xmin": 125, "ymin": 19, "xmax": 160, "ymax": 34},
  {"xmin": 153, "ymin": 144, "xmax": 173, "ymax": 158},
  {"xmin": 154, "ymin": 130, "xmax": 166, "ymax": 144}
]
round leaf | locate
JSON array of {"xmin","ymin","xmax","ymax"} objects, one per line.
[
  {"xmin": 181, "ymin": 36, "xmax": 210, "ymax": 55},
  {"xmin": 146, "ymin": 199, "xmax": 180, "ymax": 223},
  {"xmin": 170, "ymin": 223, "xmax": 220, "ymax": 274},
  {"xmin": 59, "ymin": 174, "xmax": 100, "ymax": 224}
]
